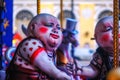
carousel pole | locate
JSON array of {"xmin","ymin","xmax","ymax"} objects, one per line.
[
  {"xmin": 60, "ymin": 0, "xmax": 63, "ymax": 28},
  {"xmin": 37, "ymin": 0, "xmax": 40, "ymax": 14},
  {"xmin": 113, "ymin": 0, "xmax": 119, "ymax": 68}
]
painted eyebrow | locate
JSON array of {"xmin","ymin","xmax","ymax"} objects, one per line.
[
  {"xmin": 50, "ymin": 23, "xmax": 54, "ymax": 26},
  {"xmin": 44, "ymin": 23, "xmax": 53, "ymax": 26}
]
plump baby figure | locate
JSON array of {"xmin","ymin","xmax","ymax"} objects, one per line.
[
  {"xmin": 5, "ymin": 13, "xmax": 71, "ymax": 80},
  {"xmin": 74, "ymin": 16, "xmax": 120, "ymax": 80}
]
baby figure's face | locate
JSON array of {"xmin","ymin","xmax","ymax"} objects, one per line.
[
  {"xmin": 28, "ymin": 14, "xmax": 63, "ymax": 51},
  {"xmin": 95, "ymin": 16, "xmax": 120, "ymax": 54}
]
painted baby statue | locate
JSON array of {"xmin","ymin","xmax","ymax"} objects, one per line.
[
  {"xmin": 5, "ymin": 13, "xmax": 71, "ymax": 80},
  {"xmin": 71, "ymin": 16, "xmax": 120, "ymax": 80}
]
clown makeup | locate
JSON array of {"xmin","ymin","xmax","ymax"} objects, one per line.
[
  {"xmin": 43, "ymin": 21, "xmax": 61, "ymax": 30},
  {"xmin": 95, "ymin": 17, "xmax": 120, "ymax": 54},
  {"xmin": 100, "ymin": 23, "xmax": 113, "ymax": 43},
  {"xmin": 32, "ymin": 15, "xmax": 63, "ymax": 51},
  {"xmin": 39, "ymin": 26, "xmax": 48, "ymax": 33},
  {"xmin": 101, "ymin": 33, "xmax": 110, "ymax": 42},
  {"xmin": 95, "ymin": 17, "xmax": 114, "ymax": 53}
]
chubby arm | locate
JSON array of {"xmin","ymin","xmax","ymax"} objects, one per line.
[
  {"xmin": 33, "ymin": 49, "xmax": 71, "ymax": 80},
  {"xmin": 20, "ymin": 38, "xmax": 71, "ymax": 80},
  {"xmin": 74, "ymin": 53, "xmax": 102, "ymax": 78},
  {"xmin": 76, "ymin": 65, "xmax": 98, "ymax": 78},
  {"xmin": 65, "ymin": 61, "xmax": 98, "ymax": 78}
]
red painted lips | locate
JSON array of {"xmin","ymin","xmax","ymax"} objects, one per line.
[{"xmin": 50, "ymin": 33, "xmax": 59, "ymax": 39}]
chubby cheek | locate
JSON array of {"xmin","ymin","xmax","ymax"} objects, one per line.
[
  {"xmin": 101, "ymin": 34, "xmax": 110, "ymax": 42},
  {"xmin": 98, "ymin": 34, "xmax": 111, "ymax": 47},
  {"xmin": 39, "ymin": 26, "xmax": 48, "ymax": 34}
]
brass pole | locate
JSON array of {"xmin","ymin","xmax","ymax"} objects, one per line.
[
  {"xmin": 113, "ymin": 0, "xmax": 119, "ymax": 68},
  {"xmin": 37, "ymin": 0, "xmax": 40, "ymax": 14},
  {"xmin": 60, "ymin": 0, "xmax": 63, "ymax": 28}
]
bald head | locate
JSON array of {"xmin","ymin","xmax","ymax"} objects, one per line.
[
  {"xmin": 26, "ymin": 13, "xmax": 62, "ymax": 51},
  {"xmin": 95, "ymin": 16, "xmax": 113, "ymax": 34},
  {"xmin": 27, "ymin": 13, "xmax": 60, "ymax": 36},
  {"xmin": 28, "ymin": 13, "xmax": 59, "ymax": 27},
  {"xmin": 94, "ymin": 16, "xmax": 115, "ymax": 53}
]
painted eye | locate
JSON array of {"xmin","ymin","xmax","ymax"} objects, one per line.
[
  {"xmin": 57, "ymin": 26, "xmax": 61, "ymax": 30},
  {"xmin": 44, "ymin": 24, "xmax": 52, "ymax": 27},
  {"xmin": 106, "ymin": 26, "xmax": 112, "ymax": 31},
  {"xmin": 56, "ymin": 24, "xmax": 61, "ymax": 30},
  {"xmin": 44, "ymin": 23, "xmax": 53, "ymax": 28}
]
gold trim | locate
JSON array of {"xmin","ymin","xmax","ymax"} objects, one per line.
[
  {"xmin": 113, "ymin": 0, "xmax": 119, "ymax": 68},
  {"xmin": 37, "ymin": 0, "xmax": 40, "ymax": 14},
  {"xmin": 60, "ymin": 0, "xmax": 63, "ymax": 28}
]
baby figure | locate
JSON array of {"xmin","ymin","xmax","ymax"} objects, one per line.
[
  {"xmin": 5, "ymin": 13, "xmax": 71, "ymax": 80},
  {"xmin": 73, "ymin": 16, "xmax": 120, "ymax": 80}
]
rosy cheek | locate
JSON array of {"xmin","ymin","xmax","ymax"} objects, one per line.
[
  {"xmin": 101, "ymin": 34, "xmax": 110, "ymax": 42},
  {"xmin": 39, "ymin": 26, "xmax": 48, "ymax": 33}
]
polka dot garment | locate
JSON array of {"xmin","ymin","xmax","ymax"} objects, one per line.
[{"xmin": 14, "ymin": 37, "xmax": 44, "ymax": 70}]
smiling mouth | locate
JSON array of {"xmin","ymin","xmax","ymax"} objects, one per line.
[{"xmin": 50, "ymin": 33, "xmax": 59, "ymax": 39}]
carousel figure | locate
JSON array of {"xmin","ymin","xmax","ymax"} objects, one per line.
[{"xmin": 5, "ymin": 13, "xmax": 72, "ymax": 80}]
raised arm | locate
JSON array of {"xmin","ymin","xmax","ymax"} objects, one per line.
[{"xmin": 33, "ymin": 49, "xmax": 71, "ymax": 80}]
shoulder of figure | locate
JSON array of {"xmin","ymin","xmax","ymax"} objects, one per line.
[
  {"xmin": 19, "ymin": 37, "xmax": 44, "ymax": 47},
  {"xmin": 15, "ymin": 37, "xmax": 46, "ymax": 63}
]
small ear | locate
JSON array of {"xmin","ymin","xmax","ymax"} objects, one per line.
[
  {"xmin": 31, "ymin": 23, "xmax": 38, "ymax": 30},
  {"xmin": 31, "ymin": 24, "xmax": 35, "ymax": 30},
  {"xmin": 30, "ymin": 23, "xmax": 39, "ymax": 36}
]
